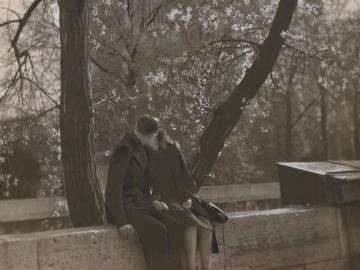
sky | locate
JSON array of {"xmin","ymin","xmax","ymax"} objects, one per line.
[{"xmin": 346, "ymin": 0, "xmax": 360, "ymax": 10}]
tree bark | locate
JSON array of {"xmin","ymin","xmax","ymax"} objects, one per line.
[
  {"xmin": 285, "ymin": 55, "xmax": 298, "ymax": 161},
  {"xmin": 59, "ymin": 0, "xmax": 105, "ymax": 226},
  {"xmin": 353, "ymin": 81, "xmax": 360, "ymax": 159},
  {"xmin": 285, "ymin": 89, "xmax": 293, "ymax": 161},
  {"xmin": 320, "ymin": 86, "xmax": 328, "ymax": 160},
  {"xmin": 191, "ymin": 0, "xmax": 298, "ymax": 183}
]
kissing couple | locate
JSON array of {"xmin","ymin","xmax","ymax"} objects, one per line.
[{"xmin": 105, "ymin": 116, "xmax": 219, "ymax": 270}]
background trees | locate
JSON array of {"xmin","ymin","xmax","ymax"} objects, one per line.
[{"xmin": 0, "ymin": 0, "xmax": 61, "ymax": 200}]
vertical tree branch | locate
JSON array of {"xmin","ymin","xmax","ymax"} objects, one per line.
[{"xmin": 191, "ymin": 0, "xmax": 298, "ymax": 183}]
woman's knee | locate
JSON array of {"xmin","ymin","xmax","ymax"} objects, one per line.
[{"xmin": 199, "ymin": 224, "xmax": 212, "ymax": 237}]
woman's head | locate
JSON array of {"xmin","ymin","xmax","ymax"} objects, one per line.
[
  {"xmin": 145, "ymin": 127, "xmax": 178, "ymax": 151},
  {"xmin": 157, "ymin": 128, "xmax": 175, "ymax": 150}
]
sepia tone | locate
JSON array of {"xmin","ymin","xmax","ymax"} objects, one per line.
[{"xmin": 0, "ymin": 0, "xmax": 360, "ymax": 269}]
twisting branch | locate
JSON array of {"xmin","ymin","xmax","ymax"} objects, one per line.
[
  {"xmin": 191, "ymin": 0, "xmax": 299, "ymax": 183},
  {"xmin": 145, "ymin": 4, "xmax": 162, "ymax": 27},
  {"xmin": 290, "ymin": 96, "xmax": 318, "ymax": 129},
  {"xmin": 195, "ymin": 38, "xmax": 261, "ymax": 58},
  {"xmin": 23, "ymin": 77, "xmax": 60, "ymax": 107},
  {"xmin": 0, "ymin": 19, "xmax": 21, "ymax": 27},
  {"xmin": 283, "ymin": 43, "xmax": 322, "ymax": 61},
  {"xmin": 10, "ymin": 0, "xmax": 43, "ymax": 47},
  {"xmin": 0, "ymin": 6, "xmax": 21, "ymax": 22},
  {"xmin": 90, "ymin": 55, "xmax": 127, "ymax": 82}
]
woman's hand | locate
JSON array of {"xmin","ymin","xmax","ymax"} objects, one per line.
[
  {"xmin": 182, "ymin": 198, "xmax": 192, "ymax": 209},
  {"xmin": 152, "ymin": 200, "xmax": 169, "ymax": 211}
]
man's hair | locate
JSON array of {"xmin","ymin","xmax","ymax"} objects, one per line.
[{"xmin": 136, "ymin": 116, "xmax": 160, "ymax": 135}]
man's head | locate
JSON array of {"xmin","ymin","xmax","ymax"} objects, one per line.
[{"xmin": 134, "ymin": 116, "xmax": 160, "ymax": 146}]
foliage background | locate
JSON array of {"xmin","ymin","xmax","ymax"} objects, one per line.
[{"xmin": 0, "ymin": 0, "xmax": 359, "ymax": 198}]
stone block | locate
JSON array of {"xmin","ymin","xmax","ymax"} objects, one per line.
[
  {"xmin": 335, "ymin": 206, "xmax": 349, "ymax": 258},
  {"xmin": 0, "ymin": 206, "xmax": 351, "ymax": 270},
  {"xmin": 189, "ymin": 223, "xmax": 225, "ymax": 270},
  {"xmin": 272, "ymin": 266, "xmax": 305, "ymax": 270},
  {"xmin": 340, "ymin": 203, "xmax": 360, "ymax": 270},
  {"xmin": 1, "ymin": 234, "xmax": 38, "ymax": 270},
  {"xmin": 0, "ymin": 238, "xmax": 8, "ymax": 270},
  {"xmin": 210, "ymin": 224, "xmax": 225, "ymax": 270},
  {"xmin": 342, "ymin": 204, "xmax": 360, "ymax": 253},
  {"xmin": 305, "ymin": 258, "xmax": 349, "ymax": 270},
  {"xmin": 37, "ymin": 226, "xmax": 145, "ymax": 270},
  {"xmin": 224, "ymin": 207, "xmax": 342, "ymax": 270}
]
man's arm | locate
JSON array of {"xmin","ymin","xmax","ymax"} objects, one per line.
[{"xmin": 105, "ymin": 146, "xmax": 130, "ymax": 228}]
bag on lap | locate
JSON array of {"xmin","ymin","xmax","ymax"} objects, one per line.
[{"xmin": 192, "ymin": 195, "xmax": 228, "ymax": 224}]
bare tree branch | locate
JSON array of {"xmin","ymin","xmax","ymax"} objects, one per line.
[
  {"xmin": 290, "ymin": 96, "xmax": 318, "ymax": 129},
  {"xmin": 283, "ymin": 43, "xmax": 322, "ymax": 61},
  {"xmin": 201, "ymin": 38, "xmax": 261, "ymax": 51},
  {"xmin": 0, "ymin": 19, "xmax": 21, "ymax": 27},
  {"xmin": 90, "ymin": 55, "xmax": 127, "ymax": 82},
  {"xmin": 11, "ymin": 0, "xmax": 43, "ymax": 48},
  {"xmin": 0, "ymin": 0, "xmax": 61, "ymax": 110},
  {"xmin": 0, "ymin": 6, "xmax": 21, "ymax": 20},
  {"xmin": 23, "ymin": 77, "xmax": 59, "ymax": 107},
  {"xmin": 145, "ymin": 4, "xmax": 162, "ymax": 27}
]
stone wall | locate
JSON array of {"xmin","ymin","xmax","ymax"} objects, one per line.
[{"xmin": 0, "ymin": 206, "xmax": 350, "ymax": 270}]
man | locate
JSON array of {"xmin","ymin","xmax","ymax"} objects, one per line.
[{"xmin": 105, "ymin": 116, "xmax": 183, "ymax": 270}]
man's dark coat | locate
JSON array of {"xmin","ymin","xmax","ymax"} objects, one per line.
[
  {"xmin": 104, "ymin": 132, "xmax": 183, "ymax": 270},
  {"xmin": 105, "ymin": 132, "xmax": 149, "ymax": 227}
]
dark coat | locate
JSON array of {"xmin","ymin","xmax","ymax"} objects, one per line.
[
  {"xmin": 105, "ymin": 132, "xmax": 150, "ymax": 228},
  {"xmin": 148, "ymin": 143, "xmax": 199, "ymax": 202},
  {"xmin": 147, "ymin": 143, "xmax": 220, "ymax": 253},
  {"xmin": 105, "ymin": 133, "xmax": 184, "ymax": 270}
]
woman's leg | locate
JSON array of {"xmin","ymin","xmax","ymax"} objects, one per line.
[
  {"xmin": 197, "ymin": 217, "xmax": 213, "ymax": 270},
  {"xmin": 184, "ymin": 225, "xmax": 197, "ymax": 270}
]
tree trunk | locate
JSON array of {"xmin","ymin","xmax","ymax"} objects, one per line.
[
  {"xmin": 285, "ymin": 55, "xmax": 297, "ymax": 161},
  {"xmin": 320, "ymin": 88, "xmax": 328, "ymax": 160},
  {"xmin": 285, "ymin": 89, "xmax": 293, "ymax": 161},
  {"xmin": 59, "ymin": 0, "xmax": 105, "ymax": 226},
  {"xmin": 191, "ymin": 0, "xmax": 298, "ymax": 183},
  {"xmin": 354, "ymin": 81, "xmax": 360, "ymax": 159}
]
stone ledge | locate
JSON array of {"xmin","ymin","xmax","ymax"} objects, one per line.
[
  {"xmin": 224, "ymin": 207, "xmax": 346, "ymax": 270},
  {"xmin": 0, "ymin": 206, "xmax": 348, "ymax": 270}
]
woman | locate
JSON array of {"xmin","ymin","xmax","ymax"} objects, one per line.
[{"xmin": 146, "ymin": 128, "xmax": 218, "ymax": 270}]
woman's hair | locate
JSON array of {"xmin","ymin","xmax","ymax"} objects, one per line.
[{"xmin": 157, "ymin": 128, "xmax": 176, "ymax": 149}]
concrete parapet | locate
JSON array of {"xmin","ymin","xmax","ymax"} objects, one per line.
[
  {"xmin": 224, "ymin": 207, "xmax": 348, "ymax": 270},
  {"xmin": 0, "ymin": 206, "xmax": 350, "ymax": 270}
]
